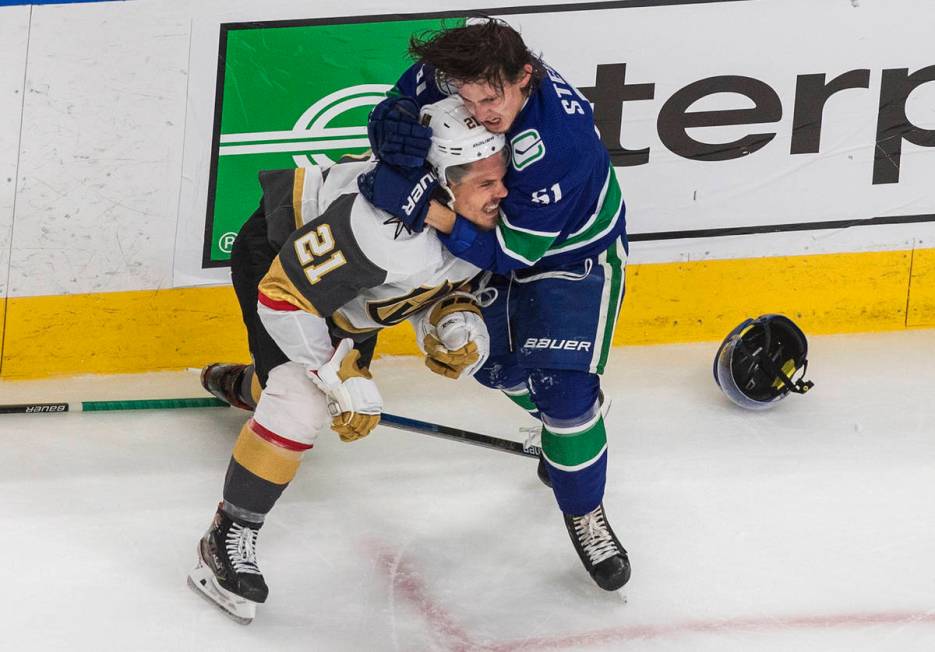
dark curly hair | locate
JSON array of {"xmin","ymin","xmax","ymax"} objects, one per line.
[{"xmin": 409, "ymin": 18, "xmax": 544, "ymax": 95}]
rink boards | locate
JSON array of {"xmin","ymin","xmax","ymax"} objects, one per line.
[
  {"xmin": 1, "ymin": 0, "xmax": 934, "ymax": 378},
  {"xmin": 2, "ymin": 246, "xmax": 934, "ymax": 378}
]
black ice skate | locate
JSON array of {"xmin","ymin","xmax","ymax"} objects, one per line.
[
  {"xmin": 563, "ymin": 503, "xmax": 631, "ymax": 591},
  {"xmin": 188, "ymin": 506, "xmax": 268, "ymax": 624},
  {"xmin": 201, "ymin": 363, "xmax": 255, "ymax": 411}
]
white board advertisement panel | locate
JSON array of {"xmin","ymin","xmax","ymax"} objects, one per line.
[
  {"xmin": 497, "ymin": 0, "xmax": 935, "ymax": 262},
  {"xmin": 174, "ymin": 0, "xmax": 935, "ymax": 284},
  {"xmin": 0, "ymin": 6, "xmax": 29, "ymax": 296}
]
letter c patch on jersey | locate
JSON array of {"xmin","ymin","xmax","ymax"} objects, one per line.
[{"xmin": 511, "ymin": 129, "xmax": 546, "ymax": 171}]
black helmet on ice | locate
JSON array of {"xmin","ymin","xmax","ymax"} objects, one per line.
[{"xmin": 713, "ymin": 314, "xmax": 814, "ymax": 410}]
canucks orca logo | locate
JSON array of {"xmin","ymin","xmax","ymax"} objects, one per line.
[
  {"xmin": 217, "ymin": 84, "xmax": 392, "ymax": 167},
  {"xmin": 511, "ymin": 129, "xmax": 546, "ymax": 170}
]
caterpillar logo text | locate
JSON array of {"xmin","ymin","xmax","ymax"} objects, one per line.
[{"xmin": 581, "ymin": 62, "xmax": 935, "ymax": 185}]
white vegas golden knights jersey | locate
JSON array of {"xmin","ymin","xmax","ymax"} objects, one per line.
[{"xmin": 256, "ymin": 160, "xmax": 480, "ymax": 341}]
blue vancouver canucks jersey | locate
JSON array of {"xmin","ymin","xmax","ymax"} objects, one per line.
[{"xmin": 393, "ymin": 62, "xmax": 628, "ymax": 273}]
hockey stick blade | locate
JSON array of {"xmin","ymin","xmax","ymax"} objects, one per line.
[{"xmin": 379, "ymin": 412, "xmax": 541, "ymax": 459}]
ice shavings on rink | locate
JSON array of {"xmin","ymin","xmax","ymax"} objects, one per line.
[{"xmin": 1, "ymin": 330, "xmax": 935, "ymax": 651}]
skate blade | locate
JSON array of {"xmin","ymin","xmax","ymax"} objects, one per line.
[{"xmin": 188, "ymin": 564, "xmax": 257, "ymax": 625}]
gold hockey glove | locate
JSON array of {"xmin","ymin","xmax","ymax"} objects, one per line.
[
  {"xmin": 308, "ymin": 339, "xmax": 383, "ymax": 442},
  {"xmin": 422, "ymin": 294, "xmax": 490, "ymax": 379}
]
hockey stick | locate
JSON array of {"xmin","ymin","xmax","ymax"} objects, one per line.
[
  {"xmin": 0, "ymin": 397, "xmax": 539, "ymax": 459},
  {"xmin": 0, "ymin": 397, "xmax": 227, "ymax": 414},
  {"xmin": 380, "ymin": 395, "xmax": 612, "ymax": 460},
  {"xmin": 379, "ymin": 412, "xmax": 540, "ymax": 459}
]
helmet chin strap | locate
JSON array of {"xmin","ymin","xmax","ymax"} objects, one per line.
[
  {"xmin": 735, "ymin": 323, "xmax": 814, "ymax": 396},
  {"xmin": 433, "ymin": 182, "xmax": 455, "ymax": 209},
  {"xmin": 763, "ymin": 356, "xmax": 813, "ymax": 395},
  {"xmin": 425, "ymin": 161, "xmax": 456, "ymax": 207}
]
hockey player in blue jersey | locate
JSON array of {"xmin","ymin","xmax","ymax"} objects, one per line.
[{"xmin": 358, "ymin": 19, "xmax": 630, "ymax": 591}]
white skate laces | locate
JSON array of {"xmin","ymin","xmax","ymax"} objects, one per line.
[
  {"xmin": 571, "ymin": 506, "xmax": 618, "ymax": 565},
  {"xmin": 226, "ymin": 522, "xmax": 262, "ymax": 575}
]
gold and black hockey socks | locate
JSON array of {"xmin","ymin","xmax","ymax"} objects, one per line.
[{"xmin": 222, "ymin": 420, "xmax": 308, "ymax": 517}]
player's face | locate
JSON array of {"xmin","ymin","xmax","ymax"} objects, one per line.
[
  {"xmin": 457, "ymin": 65, "xmax": 532, "ymax": 134},
  {"xmin": 449, "ymin": 152, "xmax": 509, "ymax": 230}
]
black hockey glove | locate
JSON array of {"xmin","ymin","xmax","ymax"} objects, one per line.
[{"xmin": 367, "ymin": 96, "xmax": 433, "ymax": 168}]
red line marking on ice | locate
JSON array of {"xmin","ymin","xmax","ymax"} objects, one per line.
[
  {"xmin": 368, "ymin": 541, "xmax": 935, "ymax": 651},
  {"xmin": 485, "ymin": 610, "xmax": 935, "ymax": 651},
  {"xmin": 372, "ymin": 544, "xmax": 477, "ymax": 652}
]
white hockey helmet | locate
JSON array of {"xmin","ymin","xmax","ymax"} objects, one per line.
[{"xmin": 419, "ymin": 96, "xmax": 506, "ymax": 189}]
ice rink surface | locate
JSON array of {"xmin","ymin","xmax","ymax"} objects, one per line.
[{"xmin": 2, "ymin": 329, "xmax": 934, "ymax": 651}]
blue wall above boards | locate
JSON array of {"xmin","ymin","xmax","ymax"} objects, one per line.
[{"xmin": 0, "ymin": 1, "xmax": 127, "ymax": 6}]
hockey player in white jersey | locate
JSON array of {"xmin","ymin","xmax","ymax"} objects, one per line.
[{"xmin": 189, "ymin": 97, "xmax": 505, "ymax": 624}]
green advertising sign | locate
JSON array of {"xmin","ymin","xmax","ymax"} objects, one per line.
[{"xmin": 205, "ymin": 15, "xmax": 465, "ymax": 266}]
